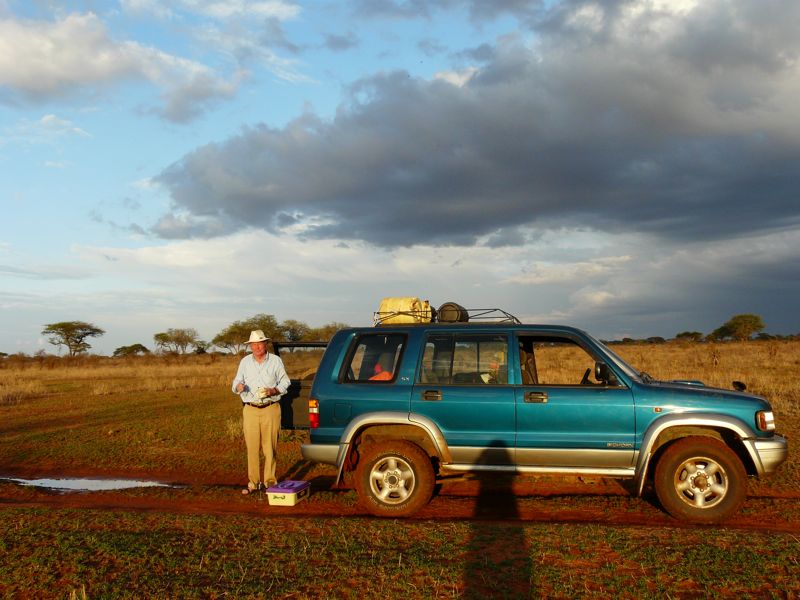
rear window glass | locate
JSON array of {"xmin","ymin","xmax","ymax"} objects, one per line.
[{"xmin": 344, "ymin": 333, "xmax": 406, "ymax": 383}]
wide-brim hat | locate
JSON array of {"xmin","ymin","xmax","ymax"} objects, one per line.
[{"xmin": 245, "ymin": 330, "xmax": 270, "ymax": 344}]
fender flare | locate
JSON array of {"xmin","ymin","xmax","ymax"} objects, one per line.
[
  {"xmin": 634, "ymin": 412, "xmax": 759, "ymax": 495},
  {"xmin": 333, "ymin": 412, "xmax": 450, "ymax": 484}
]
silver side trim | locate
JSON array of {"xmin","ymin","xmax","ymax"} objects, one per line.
[
  {"xmin": 634, "ymin": 413, "xmax": 759, "ymax": 496},
  {"xmin": 446, "ymin": 446, "xmax": 635, "ymax": 468},
  {"xmin": 516, "ymin": 447, "xmax": 635, "ymax": 469},
  {"xmin": 445, "ymin": 464, "xmax": 635, "ymax": 477},
  {"xmin": 449, "ymin": 446, "xmax": 513, "ymax": 465}
]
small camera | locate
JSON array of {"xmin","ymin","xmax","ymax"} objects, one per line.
[{"xmin": 257, "ymin": 387, "xmax": 269, "ymax": 400}]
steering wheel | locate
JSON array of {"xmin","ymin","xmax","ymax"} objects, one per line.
[{"xmin": 580, "ymin": 368, "xmax": 591, "ymax": 385}]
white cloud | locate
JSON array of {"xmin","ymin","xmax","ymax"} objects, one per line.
[
  {"xmin": 570, "ymin": 288, "xmax": 617, "ymax": 308},
  {"xmin": 0, "ymin": 13, "xmax": 241, "ymax": 121},
  {"xmin": 121, "ymin": 0, "xmax": 300, "ymax": 20},
  {"xmin": 506, "ymin": 256, "xmax": 633, "ymax": 285},
  {"xmin": 119, "ymin": 0, "xmax": 175, "ymax": 19},
  {"xmin": 39, "ymin": 114, "xmax": 91, "ymax": 137},
  {"xmin": 191, "ymin": 23, "xmax": 311, "ymax": 83},
  {"xmin": 2, "ymin": 114, "xmax": 91, "ymax": 148},
  {"xmin": 183, "ymin": 0, "xmax": 300, "ymax": 20},
  {"xmin": 434, "ymin": 67, "xmax": 478, "ymax": 87}
]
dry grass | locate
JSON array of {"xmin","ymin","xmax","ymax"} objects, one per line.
[
  {"xmin": 0, "ymin": 350, "xmax": 325, "ymax": 398},
  {"xmin": 1, "ymin": 341, "xmax": 796, "ymax": 415},
  {"xmin": 0, "ymin": 373, "xmax": 48, "ymax": 405},
  {"xmin": 1, "ymin": 341, "xmax": 797, "ymax": 486},
  {"xmin": 612, "ymin": 340, "xmax": 800, "ymax": 420}
]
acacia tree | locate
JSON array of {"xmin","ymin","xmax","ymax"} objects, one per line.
[
  {"xmin": 113, "ymin": 344, "xmax": 150, "ymax": 357},
  {"xmin": 307, "ymin": 322, "xmax": 349, "ymax": 341},
  {"xmin": 212, "ymin": 320, "xmax": 258, "ymax": 354},
  {"xmin": 243, "ymin": 314, "xmax": 281, "ymax": 340},
  {"xmin": 153, "ymin": 328, "xmax": 201, "ymax": 354},
  {"xmin": 280, "ymin": 319, "xmax": 311, "ymax": 342},
  {"xmin": 42, "ymin": 321, "xmax": 105, "ymax": 356},
  {"xmin": 711, "ymin": 314, "xmax": 765, "ymax": 341},
  {"xmin": 213, "ymin": 314, "xmax": 281, "ymax": 354}
]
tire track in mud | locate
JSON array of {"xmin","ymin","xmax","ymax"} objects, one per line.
[{"xmin": 2, "ymin": 483, "xmax": 799, "ymax": 535}]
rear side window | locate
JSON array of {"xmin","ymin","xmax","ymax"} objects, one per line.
[
  {"xmin": 344, "ymin": 333, "xmax": 406, "ymax": 383},
  {"xmin": 419, "ymin": 334, "xmax": 508, "ymax": 385}
]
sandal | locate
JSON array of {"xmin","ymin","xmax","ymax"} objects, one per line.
[{"xmin": 241, "ymin": 483, "xmax": 259, "ymax": 495}]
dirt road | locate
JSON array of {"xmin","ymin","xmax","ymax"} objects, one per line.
[{"xmin": 2, "ymin": 468, "xmax": 799, "ymax": 533}]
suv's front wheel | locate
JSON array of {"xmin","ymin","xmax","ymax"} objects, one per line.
[
  {"xmin": 355, "ymin": 441, "xmax": 435, "ymax": 517},
  {"xmin": 654, "ymin": 436, "xmax": 747, "ymax": 524}
]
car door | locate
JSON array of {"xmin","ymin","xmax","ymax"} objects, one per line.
[
  {"xmin": 411, "ymin": 332, "xmax": 516, "ymax": 465},
  {"xmin": 514, "ymin": 333, "xmax": 635, "ymax": 469}
]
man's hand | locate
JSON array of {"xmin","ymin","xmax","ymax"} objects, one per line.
[{"xmin": 236, "ymin": 383, "xmax": 245, "ymax": 393}]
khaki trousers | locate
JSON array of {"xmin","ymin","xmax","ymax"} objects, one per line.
[{"xmin": 242, "ymin": 403, "xmax": 281, "ymax": 486}]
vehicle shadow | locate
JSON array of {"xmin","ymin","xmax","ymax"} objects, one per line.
[
  {"xmin": 461, "ymin": 446, "xmax": 534, "ymax": 599},
  {"xmin": 281, "ymin": 459, "xmax": 317, "ymax": 481}
]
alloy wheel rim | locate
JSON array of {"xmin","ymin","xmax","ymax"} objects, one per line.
[
  {"xmin": 368, "ymin": 456, "xmax": 415, "ymax": 505},
  {"xmin": 673, "ymin": 456, "xmax": 728, "ymax": 509}
]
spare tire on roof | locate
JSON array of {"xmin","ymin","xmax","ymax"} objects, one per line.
[{"xmin": 437, "ymin": 302, "xmax": 469, "ymax": 323}]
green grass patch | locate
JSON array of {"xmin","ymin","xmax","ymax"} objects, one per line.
[{"xmin": 0, "ymin": 507, "xmax": 797, "ymax": 598}]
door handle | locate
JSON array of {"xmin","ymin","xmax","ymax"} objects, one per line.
[
  {"xmin": 525, "ymin": 391, "xmax": 548, "ymax": 403},
  {"xmin": 422, "ymin": 390, "xmax": 442, "ymax": 401}
]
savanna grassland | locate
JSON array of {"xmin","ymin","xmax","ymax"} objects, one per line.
[{"xmin": 1, "ymin": 342, "xmax": 799, "ymax": 598}]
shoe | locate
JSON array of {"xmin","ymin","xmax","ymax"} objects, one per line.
[
  {"xmin": 241, "ymin": 482, "xmax": 258, "ymax": 495},
  {"xmin": 265, "ymin": 479, "xmax": 278, "ymax": 489}
]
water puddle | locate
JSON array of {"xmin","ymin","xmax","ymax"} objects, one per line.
[{"xmin": 1, "ymin": 477, "xmax": 174, "ymax": 492}]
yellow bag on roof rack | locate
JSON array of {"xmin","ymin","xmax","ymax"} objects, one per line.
[{"xmin": 375, "ymin": 297, "xmax": 433, "ymax": 325}]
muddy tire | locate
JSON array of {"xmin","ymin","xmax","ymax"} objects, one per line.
[
  {"xmin": 654, "ymin": 436, "xmax": 747, "ymax": 524},
  {"xmin": 355, "ymin": 441, "xmax": 435, "ymax": 517}
]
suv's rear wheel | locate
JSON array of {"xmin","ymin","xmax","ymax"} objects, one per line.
[
  {"xmin": 654, "ymin": 436, "xmax": 746, "ymax": 524},
  {"xmin": 355, "ymin": 441, "xmax": 434, "ymax": 517}
]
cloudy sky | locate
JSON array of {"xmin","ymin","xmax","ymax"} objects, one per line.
[{"xmin": 2, "ymin": 0, "xmax": 799, "ymax": 355}]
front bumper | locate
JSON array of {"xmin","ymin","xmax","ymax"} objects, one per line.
[{"xmin": 750, "ymin": 435, "xmax": 789, "ymax": 475}]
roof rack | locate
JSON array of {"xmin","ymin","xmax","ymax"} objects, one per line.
[
  {"xmin": 374, "ymin": 307, "xmax": 521, "ymax": 325},
  {"xmin": 459, "ymin": 308, "xmax": 521, "ymax": 324}
]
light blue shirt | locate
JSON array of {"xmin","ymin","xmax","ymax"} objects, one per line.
[{"xmin": 232, "ymin": 352, "xmax": 290, "ymax": 405}]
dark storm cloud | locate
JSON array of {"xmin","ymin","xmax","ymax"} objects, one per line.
[{"xmin": 155, "ymin": 0, "xmax": 800, "ymax": 247}]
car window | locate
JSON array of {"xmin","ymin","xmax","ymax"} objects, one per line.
[
  {"xmin": 344, "ymin": 333, "xmax": 405, "ymax": 383},
  {"xmin": 419, "ymin": 334, "xmax": 508, "ymax": 385},
  {"xmin": 518, "ymin": 334, "xmax": 604, "ymax": 386}
]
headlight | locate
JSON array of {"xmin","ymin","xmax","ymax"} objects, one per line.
[{"xmin": 756, "ymin": 410, "xmax": 776, "ymax": 432}]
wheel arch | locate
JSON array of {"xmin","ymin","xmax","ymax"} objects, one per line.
[
  {"xmin": 634, "ymin": 413, "xmax": 759, "ymax": 495},
  {"xmin": 333, "ymin": 412, "xmax": 449, "ymax": 484}
]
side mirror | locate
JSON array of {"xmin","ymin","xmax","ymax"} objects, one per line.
[{"xmin": 595, "ymin": 362, "xmax": 617, "ymax": 386}]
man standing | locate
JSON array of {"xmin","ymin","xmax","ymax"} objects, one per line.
[{"xmin": 232, "ymin": 330, "xmax": 290, "ymax": 495}]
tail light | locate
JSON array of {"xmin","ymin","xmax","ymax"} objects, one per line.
[
  {"xmin": 756, "ymin": 410, "xmax": 775, "ymax": 432},
  {"xmin": 309, "ymin": 398, "xmax": 319, "ymax": 429}
]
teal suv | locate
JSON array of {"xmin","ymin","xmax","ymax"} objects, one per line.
[{"xmin": 301, "ymin": 309, "xmax": 788, "ymax": 522}]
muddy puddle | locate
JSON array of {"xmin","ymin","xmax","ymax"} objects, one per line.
[{"xmin": 1, "ymin": 477, "xmax": 176, "ymax": 492}]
